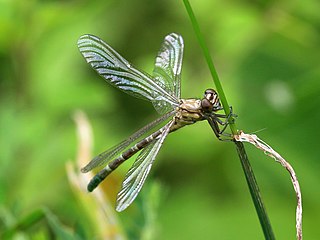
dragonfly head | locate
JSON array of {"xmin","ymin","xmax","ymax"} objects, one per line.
[{"xmin": 201, "ymin": 88, "xmax": 222, "ymax": 112}]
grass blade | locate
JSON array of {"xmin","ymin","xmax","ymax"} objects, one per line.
[{"xmin": 182, "ymin": 1, "xmax": 275, "ymax": 239}]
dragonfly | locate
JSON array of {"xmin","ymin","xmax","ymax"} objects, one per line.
[{"xmin": 77, "ymin": 33, "xmax": 234, "ymax": 212}]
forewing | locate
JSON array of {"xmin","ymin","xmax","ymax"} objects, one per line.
[
  {"xmin": 152, "ymin": 33, "xmax": 184, "ymax": 114},
  {"xmin": 78, "ymin": 34, "xmax": 178, "ymax": 107},
  {"xmin": 115, "ymin": 121, "xmax": 173, "ymax": 212}
]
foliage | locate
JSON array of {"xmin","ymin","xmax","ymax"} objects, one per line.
[{"xmin": 0, "ymin": 0, "xmax": 319, "ymax": 239}]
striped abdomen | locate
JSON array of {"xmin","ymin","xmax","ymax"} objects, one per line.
[{"xmin": 87, "ymin": 124, "xmax": 168, "ymax": 192}]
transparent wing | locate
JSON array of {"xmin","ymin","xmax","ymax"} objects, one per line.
[
  {"xmin": 152, "ymin": 33, "xmax": 184, "ymax": 114},
  {"xmin": 78, "ymin": 34, "xmax": 179, "ymax": 111},
  {"xmin": 81, "ymin": 110, "xmax": 175, "ymax": 173},
  {"xmin": 115, "ymin": 120, "xmax": 174, "ymax": 212}
]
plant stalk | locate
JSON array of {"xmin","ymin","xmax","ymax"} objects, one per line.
[{"xmin": 182, "ymin": 0, "xmax": 275, "ymax": 239}]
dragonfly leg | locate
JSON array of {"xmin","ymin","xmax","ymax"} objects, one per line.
[
  {"xmin": 212, "ymin": 106, "xmax": 236, "ymax": 129},
  {"xmin": 206, "ymin": 115, "xmax": 225, "ymax": 140},
  {"xmin": 214, "ymin": 106, "xmax": 237, "ymax": 123},
  {"xmin": 206, "ymin": 106, "xmax": 237, "ymax": 141}
]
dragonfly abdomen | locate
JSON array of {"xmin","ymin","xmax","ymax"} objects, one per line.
[
  {"xmin": 87, "ymin": 125, "xmax": 167, "ymax": 192},
  {"xmin": 87, "ymin": 165, "xmax": 112, "ymax": 192},
  {"xmin": 108, "ymin": 127, "xmax": 165, "ymax": 170}
]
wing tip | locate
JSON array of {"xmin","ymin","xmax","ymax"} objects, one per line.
[
  {"xmin": 166, "ymin": 32, "xmax": 183, "ymax": 43},
  {"xmin": 77, "ymin": 34, "xmax": 101, "ymax": 47},
  {"xmin": 115, "ymin": 204, "xmax": 127, "ymax": 212},
  {"xmin": 77, "ymin": 34, "xmax": 89, "ymax": 44}
]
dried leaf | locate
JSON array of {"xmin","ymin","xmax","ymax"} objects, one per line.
[{"xmin": 234, "ymin": 131, "xmax": 302, "ymax": 240}]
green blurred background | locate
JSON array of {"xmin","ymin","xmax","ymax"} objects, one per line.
[{"xmin": 1, "ymin": 0, "xmax": 319, "ymax": 239}]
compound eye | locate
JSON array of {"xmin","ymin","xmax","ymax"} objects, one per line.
[
  {"xmin": 205, "ymin": 89, "xmax": 214, "ymax": 95},
  {"xmin": 204, "ymin": 88, "xmax": 216, "ymax": 102}
]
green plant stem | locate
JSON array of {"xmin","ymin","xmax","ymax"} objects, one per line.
[
  {"xmin": 182, "ymin": 0, "xmax": 275, "ymax": 239},
  {"xmin": 182, "ymin": 0, "xmax": 237, "ymax": 134},
  {"xmin": 235, "ymin": 141, "xmax": 275, "ymax": 239}
]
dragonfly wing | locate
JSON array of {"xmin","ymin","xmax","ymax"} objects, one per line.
[
  {"xmin": 78, "ymin": 34, "xmax": 179, "ymax": 107},
  {"xmin": 152, "ymin": 33, "xmax": 183, "ymax": 114},
  {"xmin": 115, "ymin": 120, "xmax": 173, "ymax": 212},
  {"xmin": 81, "ymin": 110, "xmax": 175, "ymax": 173}
]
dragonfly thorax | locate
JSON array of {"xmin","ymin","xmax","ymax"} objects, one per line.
[
  {"xmin": 179, "ymin": 98, "xmax": 202, "ymax": 112},
  {"xmin": 169, "ymin": 98, "xmax": 203, "ymax": 132}
]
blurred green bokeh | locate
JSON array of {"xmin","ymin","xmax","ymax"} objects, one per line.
[{"xmin": 1, "ymin": 0, "xmax": 319, "ymax": 239}]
